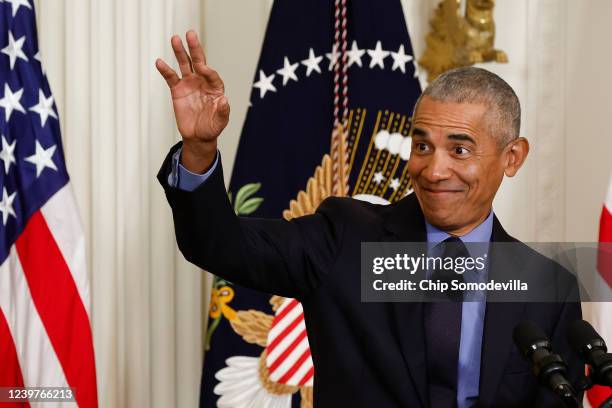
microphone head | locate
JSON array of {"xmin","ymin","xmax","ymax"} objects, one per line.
[
  {"xmin": 567, "ymin": 319, "xmax": 607, "ymax": 358},
  {"xmin": 513, "ymin": 320, "xmax": 551, "ymax": 358}
]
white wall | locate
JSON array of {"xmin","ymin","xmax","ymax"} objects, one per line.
[{"xmin": 565, "ymin": 0, "xmax": 612, "ymax": 241}]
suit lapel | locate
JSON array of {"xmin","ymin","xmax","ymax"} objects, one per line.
[
  {"xmin": 382, "ymin": 200, "xmax": 529, "ymax": 406},
  {"xmin": 478, "ymin": 216, "xmax": 528, "ymax": 405},
  {"xmin": 382, "ymin": 195, "xmax": 429, "ymax": 408}
]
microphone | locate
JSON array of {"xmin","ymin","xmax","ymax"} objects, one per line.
[
  {"xmin": 567, "ymin": 319, "xmax": 612, "ymax": 388},
  {"xmin": 513, "ymin": 321, "xmax": 581, "ymax": 407}
]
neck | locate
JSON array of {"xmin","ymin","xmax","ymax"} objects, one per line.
[{"xmin": 431, "ymin": 210, "xmax": 492, "ymax": 236}]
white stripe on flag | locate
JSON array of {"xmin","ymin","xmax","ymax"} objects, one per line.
[
  {"xmin": 267, "ymin": 301, "xmax": 303, "ymax": 341},
  {"xmin": 268, "ymin": 335, "xmax": 310, "ymax": 382},
  {"xmin": 286, "ymin": 352, "xmax": 314, "ymax": 386},
  {"xmin": 0, "ymin": 247, "xmax": 75, "ymax": 408},
  {"xmin": 266, "ymin": 319, "xmax": 306, "ymax": 363},
  {"xmin": 40, "ymin": 183, "xmax": 91, "ymax": 317}
]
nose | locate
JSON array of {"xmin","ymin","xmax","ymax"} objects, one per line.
[{"xmin": 420, "ymin": 150, "xmax": 452, "ymax": 183}]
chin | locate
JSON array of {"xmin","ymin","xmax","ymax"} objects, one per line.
[{"xmin": 421, "ymin": 209, "xmax": 458, "ymax": 229}]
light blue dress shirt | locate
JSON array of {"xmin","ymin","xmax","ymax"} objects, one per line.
[
  {"xmin": 170, "ymin": 151, "xmax": 493, "ymax": 407},
  {"xmin": 168, "ymin": 147, "xmax": 219, "ymax": 191},
  {"xmin": 425, "ymin": 212, "xmax": 493, "ymax": 408}
]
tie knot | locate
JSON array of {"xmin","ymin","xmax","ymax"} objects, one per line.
[{"xmin": 438, "ymin": 236, "xmax": 469, "ymax": 259}]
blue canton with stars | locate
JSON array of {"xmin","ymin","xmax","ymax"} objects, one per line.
[{"xmin": 0, "ymin": 0, "xmax": 69, "ymax": 263}]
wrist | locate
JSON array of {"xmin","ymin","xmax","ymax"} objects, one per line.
[{"xmin": 181, "ymin": 140, "xmax": 217, "ymax": 174}]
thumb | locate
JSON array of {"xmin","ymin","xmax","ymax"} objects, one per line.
[{"xmin": 216, "ymin": 96, "xmax": 230, "ymax": 122}]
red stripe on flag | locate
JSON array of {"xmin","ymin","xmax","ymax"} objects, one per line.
[
  {"xmin": 278, "ymin": 348, "xmax": 311, "ymax": 384},
  {"xmin": 268, "ymin": 329, "xmax": 308, "ymax": 373},
  {"xmin": 298, "ymin": 366, "xmax": 314, "ymax": 386},
  {"xmin": 15, "ymin": 211, "xmax": 98, "ymax": 408},
  {"xmin": 266, "ymin": 313, "xmax": 304, "ymax": 354},
  {"xmin": 598, "ymin": 206, "xmax": 612, "ymax": 287},
  {"xmin": 270, "ymin": 299, "xmax": 299, "ymax": 329},
  {"xmin": 601, "ymin": 206, "xmax": 612, "ymax": 242},
  {"xmin": 0, "ymin": 309, "xmax": 29, "ymax": 408}
]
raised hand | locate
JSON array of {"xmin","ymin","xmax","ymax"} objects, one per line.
[{"xmin": 156, "ymin": 30, "xmax": 229, "ymax": 173}]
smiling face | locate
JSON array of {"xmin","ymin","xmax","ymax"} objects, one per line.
[{"xmin": 407, "ymin": 96, "xmax": 528, "ymax": 236}]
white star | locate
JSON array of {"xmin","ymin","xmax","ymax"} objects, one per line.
[
  {"xmin": 24, "ymin": 140, "xmax": 57, "ymax": 178},
  {"xmin": 367, "ymin": 41, "xmax": 390, "ymax": 69},
  {"xmin": 301, "ymin": 48, "xmax": 323, "ymax": 77},
  {"xmin": 347, "ymin": 41, "xmax": 365, "ymax": 68},
  {"xmin": 0, "ymin": 84, "xmax": 25, "ymax": 122},
  {"xmin": 5, "ymin": 0, "xmax": 31, "ymax": 17},
  {"xmin": 0, "ymin": 188, "xmax": 17, "ymax": 226},
  {"xmin": 390, "ymin": 178, "xmax": 401, "ymax": 191},
  {"xmin": 29, "ymin": 89, "xmax": 58, "ymax": 126},
  {"xmin": 34, "ymin": 50, "xmax": 46, "ymax": 73},
  {"xmin": 1, "ymin": 32, "xmax": 28, "ymax": 70},
  {"xmin": 390, "ymin": 44, "xmax": 414, "ymax": 73},
  {"xmin": 0, "ymin": 135, "xmax": 16, "ymax": 173},
  {"xmin": 253, "ymin": 69, "xmax": 277, "ymax": 99},
  {"xmin": 276, "ymin": 57, "xmax": 299, "ymax": 86},
  {"xmin": 373, "ymin": 171, "xmax": 385, "ymax": 184},
  {"xmin": 326, "ymin": 44, "xmax": 340, "ymax": 71}
]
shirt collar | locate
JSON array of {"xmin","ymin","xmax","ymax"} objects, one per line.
[{"xmin": 425, "ymin": 211, "xmax": 494, "ymax": 245}]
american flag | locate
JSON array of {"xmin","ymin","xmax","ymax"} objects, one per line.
[{"xmin": 0, "ymin": 1, "xmax": 98, "ymax": 407}]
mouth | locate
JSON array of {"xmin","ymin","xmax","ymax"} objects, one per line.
[{"xmin": 420, "ymin": 187, "xmax": 463, "ymax": 195}]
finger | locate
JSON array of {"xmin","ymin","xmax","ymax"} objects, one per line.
[
  {"xmin": 171, "ymin": 35, "xmax": 193, "ymax": 76},
  {"xmin": 200, "ymin": 65, "xmax": 225, "ymax": 92},
  {"xmin": 186, "ymin": 30, "xmax": 207, "ymax": 74},
  {"xmin": 155, "ymin": 58, "xmax": 180, "ymax": 88}
]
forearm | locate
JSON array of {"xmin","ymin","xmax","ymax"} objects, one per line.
[{"xmin": 158, "ymin": 143, "xmax": 341, "ymax": 299}]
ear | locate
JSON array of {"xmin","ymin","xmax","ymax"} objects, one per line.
[{"xmin": 503, "ymin": 137, "xmax": 529, "ymax": 177}]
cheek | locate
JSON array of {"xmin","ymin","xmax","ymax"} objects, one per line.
[
  {"xmin": 457, "ymin": 163, "xmax": 481, "ymax": 188},
  {"xmin": 460, "ymin": 160, "xmax": 504, "ymax": 198},
  {"xmin": 406, "ymin": 156, "xmax": 421, "ymax": 179}
]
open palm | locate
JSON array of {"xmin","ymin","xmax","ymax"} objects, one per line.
[{"xmin": 156, "ymin": 31, "xmax": 229, "ymax": 143}]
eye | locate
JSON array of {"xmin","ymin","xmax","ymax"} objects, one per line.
[
  {"xmin": 414, "ymin": 142, "xmax": 430, "ymax": 152},
  {"xmin": 454, "ymin": 146, "xmax": 469, "ymax": 155}
]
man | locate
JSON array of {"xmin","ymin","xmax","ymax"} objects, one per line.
[{"xmin": 155, "ymin": 31, "xmax": 582, "ymax": 407}]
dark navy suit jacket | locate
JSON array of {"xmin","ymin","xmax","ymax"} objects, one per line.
[{"xmin": 158, "ymin": 142, "xmax": 582, "ymax": 407}]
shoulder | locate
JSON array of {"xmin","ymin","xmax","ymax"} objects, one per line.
[{"xmin": 316, "ymin": 195, "xmax": 392, "ymax": 224}]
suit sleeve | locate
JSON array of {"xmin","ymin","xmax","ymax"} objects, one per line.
[{"xmin": 157, "ymin": 142, "xmax": 345, "ymax": 300}]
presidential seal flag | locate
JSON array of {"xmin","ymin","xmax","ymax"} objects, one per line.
[
  {"xmin": 202, "ymin": 1, "xmax": 421, "ymax": 406},
  {"xmin": 0, "ymin": 1, "xmax": 98, "ymax": 407}
]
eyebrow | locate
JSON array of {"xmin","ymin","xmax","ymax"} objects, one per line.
[
  {"xmin": 411, "ymin": 127, "xmax": 476, "ymax": 145},
  {"xmin": 448, "ymin": 133, "xmax": 476, "ymax": 144},
  {"xmin": 411, "ymin": 127, "xmax": 428, "ymax": 137}
]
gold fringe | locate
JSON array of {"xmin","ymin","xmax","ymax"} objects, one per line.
[
  {"xmin": 229, "ymin": 309, "xmax": 274, "ymax": 347},
  {"xmin": 258, "ymin": 350, "xmax": 300, "ymax": 395},
  {"xmin": 269, "ymin": 295, "xmax": 286, "ymax": 312},
  {"xmin": 300, "ymin": 386, "xmax": 314, "ymax": 408}
]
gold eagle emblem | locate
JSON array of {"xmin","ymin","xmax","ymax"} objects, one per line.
[{"xmin": 419, "ymin": 0, "xmax": 508, "ymax": 82}]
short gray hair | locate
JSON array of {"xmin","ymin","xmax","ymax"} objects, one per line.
[{"xmin": 416, "ymin": 67, "xmax": 521, "ymax": 147}]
